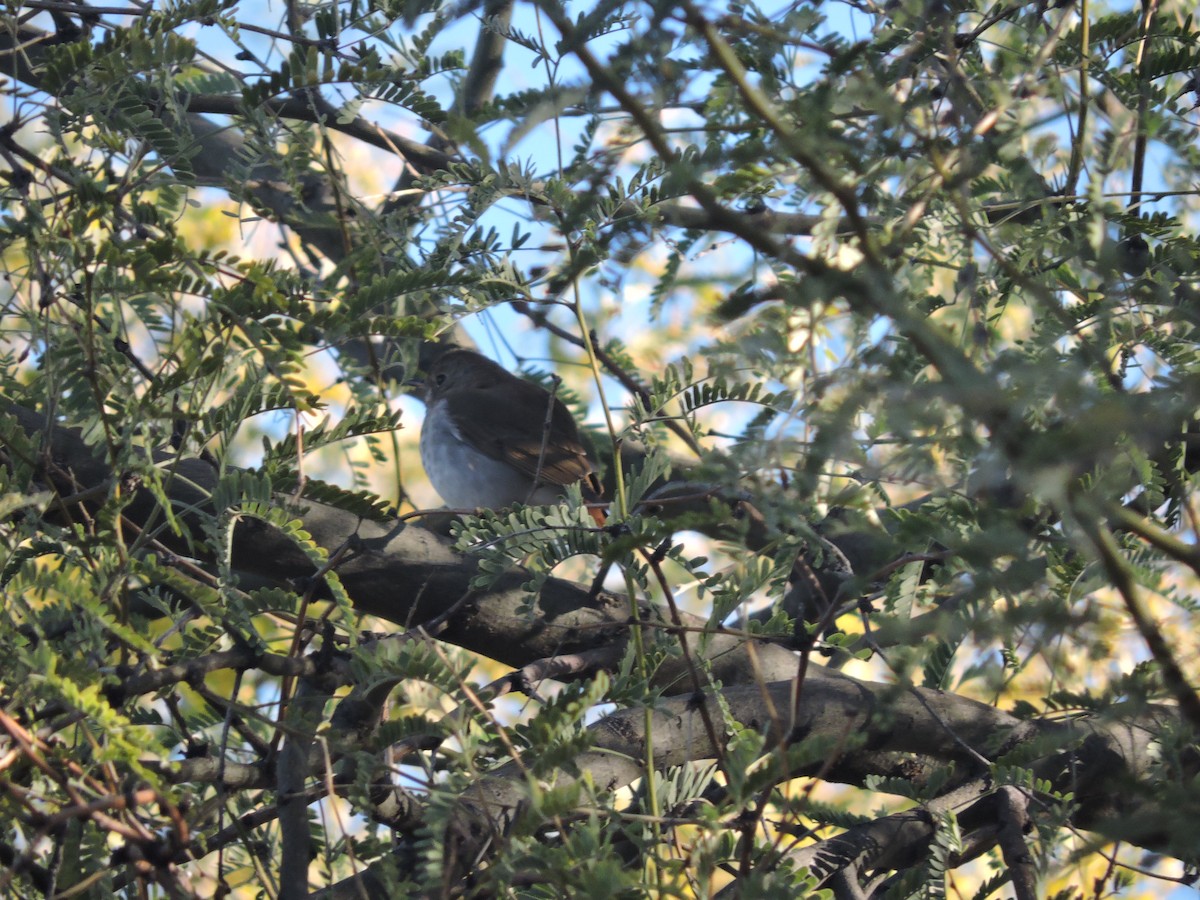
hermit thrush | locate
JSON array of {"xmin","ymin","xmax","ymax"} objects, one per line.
[{"xmin": 416, "ymin": 348, "xmax": 601, "ymax": 510}]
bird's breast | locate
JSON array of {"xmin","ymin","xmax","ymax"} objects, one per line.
[{"xmin": 419, "ymin": 400, "xmax": 561, "ymax": 509}]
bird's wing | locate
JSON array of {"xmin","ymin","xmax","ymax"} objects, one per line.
[{"xmin": 446, "ymin": 380, "xmax": 595, "ymax": 488}]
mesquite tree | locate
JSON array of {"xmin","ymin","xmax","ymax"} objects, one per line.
[{"xmin": 2, "ymin": 0, "xmax": 1199, "ymax": 896}]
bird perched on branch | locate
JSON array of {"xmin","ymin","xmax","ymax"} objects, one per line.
[{"xmin": 416, "ymin": 347, "xmax": 602, "ymax": 512}]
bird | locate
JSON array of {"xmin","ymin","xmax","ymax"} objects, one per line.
[{"xmin": 416, "ymin": 347, "xmax": 602, "ymax": 511}]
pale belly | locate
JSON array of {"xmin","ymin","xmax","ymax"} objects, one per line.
[{"xmin": 419, "ymin": 404, "xmax": 562, "ymax": 509}]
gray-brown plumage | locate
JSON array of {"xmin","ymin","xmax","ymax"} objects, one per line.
[{"xmin": 418, "ymin": 348, "xmax": 599, "ymax": 509}]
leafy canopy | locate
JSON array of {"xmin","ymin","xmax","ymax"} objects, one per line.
[{"xmin": 1, "ymin": 0, "xmax": 1200, "ymax": 896}]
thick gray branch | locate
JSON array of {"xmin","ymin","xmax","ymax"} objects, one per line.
[
  {"xmin": 321, "ymin": 677, "xmax": 1179, "ymax": 896},
  {"xmin": 5, "ymin": 402, "xmax": 801, "ymax": 691}
]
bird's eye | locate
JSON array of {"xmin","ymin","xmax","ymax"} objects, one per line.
[{"xmin": 435, "ymin": 373, "xmax": 447, "ymax": 386}]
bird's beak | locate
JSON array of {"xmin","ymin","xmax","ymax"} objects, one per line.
[{"xmin": 404, "ymin": 376, "xmax": 428, "ymax": 404}]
